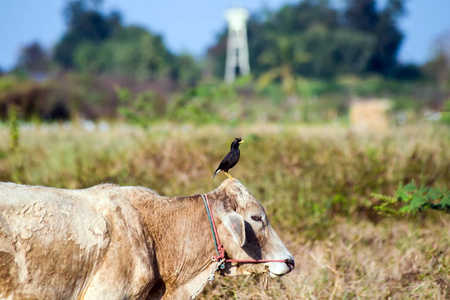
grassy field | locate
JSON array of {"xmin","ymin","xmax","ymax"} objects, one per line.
[{"xmin": 0, "ymin": 122, "xmax": 448, "ymax": 299}]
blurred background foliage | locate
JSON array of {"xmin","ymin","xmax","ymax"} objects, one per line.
[{"xmin": 1, "ymin": 0, "xmax": 449, "ymax": 125}]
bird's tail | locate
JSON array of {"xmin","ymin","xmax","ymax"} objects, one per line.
[{"xmin": 211, "ymin": 169, "xmax": 221, "ymax": 178}]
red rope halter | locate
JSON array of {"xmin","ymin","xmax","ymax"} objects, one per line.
[{"xmin": 201, "ymin": 194, "xmax": 287, "ymax": 269}]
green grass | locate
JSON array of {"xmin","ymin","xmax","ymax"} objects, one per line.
[{"xmin": 0, "ymin": 122, "xmax": 448, "ymax": 299}]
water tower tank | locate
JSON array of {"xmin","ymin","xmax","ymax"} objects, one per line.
[{"xmin": 224, "ymin": 7, "xmax": 250, "ymax": 83}]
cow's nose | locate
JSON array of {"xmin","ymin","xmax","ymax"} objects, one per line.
[{"xmin": 286, "ymin": 258, "xmax": 295, "ymax": 273}]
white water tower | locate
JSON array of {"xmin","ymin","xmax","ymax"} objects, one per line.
[{"xmin": 224, "ymin": 7, "xmax": 250, "ymax": 83}]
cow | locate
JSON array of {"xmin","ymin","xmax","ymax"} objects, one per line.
[{"xmin": 0, "ymin": 179, "xmax": 294, "ymax": 299}]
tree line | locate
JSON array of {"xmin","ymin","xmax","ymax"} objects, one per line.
[
  {"xmin": 12, "ymin": 0, "xmax": 443, "ymax": 83},
  {"xmin": 3, "ymin": 0, "xmax": 448, "ymax": 123},
  {"xmin": 208, "ymin": 0, "xmax": 421, "ymax": 82},
  {"xmin": 14, "ymin": 0, "xmax": 202, "ymax": 85}
]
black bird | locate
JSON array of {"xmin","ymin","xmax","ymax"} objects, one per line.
[{"xmin": 212, "ymin": 138, "xmax": 245, "ymax": 179}]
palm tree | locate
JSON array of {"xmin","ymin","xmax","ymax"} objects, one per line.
[{"xmin": 256, "ymin": 34, "xmax": 309, "ymax": 98}]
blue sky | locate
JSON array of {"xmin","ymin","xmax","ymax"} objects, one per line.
[{"xmin": 1, "ymin": 0, "xmax": 449, "ymax": 71}]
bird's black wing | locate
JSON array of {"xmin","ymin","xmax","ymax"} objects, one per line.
[
  {"xmin": 226, "ymin": 150, "xmax": 240, "ymax": 170},
  {"xmin": 212, "ymin": 146, "xmax": 241, "ymax": 178}
]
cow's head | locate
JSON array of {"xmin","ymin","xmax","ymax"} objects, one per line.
[{"xmin": 210, "ymin": 179, "xmax": 295, "ymax": 278}]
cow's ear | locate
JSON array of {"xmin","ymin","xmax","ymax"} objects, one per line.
[{"xmin": 221, "ymin": 211, "xmax": 246, "ymax": 247}]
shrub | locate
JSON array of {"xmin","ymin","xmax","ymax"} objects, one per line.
[{"xmin": 373, "ymin": 182, "xmax": 450, "ymax": 215}]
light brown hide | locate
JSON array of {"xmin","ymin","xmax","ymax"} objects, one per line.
[{"xmin": 0, "ymin": 179, "xmax": 293, "ymax": 300}]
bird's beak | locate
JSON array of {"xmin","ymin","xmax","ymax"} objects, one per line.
[{"xmin": 239, "ymin": 140, "xmax": 245, "ymax": 144}]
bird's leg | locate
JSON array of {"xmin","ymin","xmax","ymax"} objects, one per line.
[{"xmin": 224, "ymin": 172, "xmax": 233, "ymax": 179}]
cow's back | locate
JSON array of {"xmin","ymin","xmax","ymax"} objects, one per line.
[{"xmin": 0, "ymin": 183, "xmax": 112, "ymax": 299}]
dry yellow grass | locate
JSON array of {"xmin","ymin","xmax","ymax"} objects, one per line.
[
  {"xmin": 0, "ymin": 122, "xmax": 448, "ymax": 299},
  {"xmin": 225, "ymin": 216, "xmax": 449, "ymax": 300}
]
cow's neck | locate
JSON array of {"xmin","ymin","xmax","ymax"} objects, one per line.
[{"xmin": 138, "ymin": 193, "xmax": 219, "ymax": 297}]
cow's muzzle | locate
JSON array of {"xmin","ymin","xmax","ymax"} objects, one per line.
[
  {"xmin": 286, "ymin": 258, "xmax": 295, "ymax": 273},
  {"xmin": 268, "ymin": 257, "xmax": 295, "ymax": 278}
]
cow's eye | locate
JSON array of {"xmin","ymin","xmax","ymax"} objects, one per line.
[{"xmin": 251, "ymin": 215, "xmax": 263, "ymax": 222}]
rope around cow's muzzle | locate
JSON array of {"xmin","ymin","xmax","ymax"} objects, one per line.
[
  {"xmin": 201, "ymin": 194, "xmax": 288, "ymax": 269},
  {"xmin": 190, "ymin": 194, "xmax": 288, "ymax": 300}
]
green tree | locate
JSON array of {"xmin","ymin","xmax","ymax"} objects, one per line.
[
  {"xmin": 207, "ymin": 0, "xmax": 406, "ymax": 80},
  {"xmin": 249, "ymin": 0, "xmax": 339, "ymax": 78},
  {"xmin": 102, "ymin": 26, "xmax": 172, "ymax": 78},
  {"xmin": 169, "ymin": 54, "xmax": 202, "ymax": 86},
  {"xmin": 256, "ymin": 33, "xmax": 309, "ymax": 94},
  {"xmin": 345, "ymin": 0, "xmax": 405, "ymax": 75},
  {"xmin": 73, "ymin": 42, "xmax": 109, "ymax": 73},
  {"xmin": 55, "ymin": 0, "xmax": 200, "ymax": 82},
  {"xmin": 16, "ymin": 42, "xmax": 50, "ymax": 74},
  {"xmin": 344, "ymin": 0, "xmax": 378, "ymax": 32},
  {"xmin": 300, "ymin": 25, "xmax": 374, "ymax": 77},
  {"xmin": 54, "ymin": 0, "xmax": 120, "ymax": 68}
]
